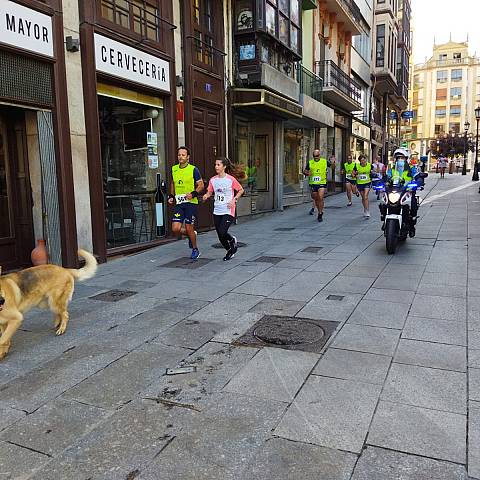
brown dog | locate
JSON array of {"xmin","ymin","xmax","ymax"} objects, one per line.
[{"xmin": 0, "ymin": 249, "xmax": 97, "ymax": 360}]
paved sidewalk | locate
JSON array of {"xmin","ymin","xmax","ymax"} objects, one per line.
[{"xmin": 0, "ymin": 173, "xmax": 479, "ymax": 479}]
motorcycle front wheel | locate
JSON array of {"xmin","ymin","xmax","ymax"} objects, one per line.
[{"xmin": 385, "ymin": 219, "xmax": 399, "ymax": 254}]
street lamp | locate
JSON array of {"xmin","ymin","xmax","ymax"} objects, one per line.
[
  {"xmin": 474, "ymin": 106, "xmax": 480, "ymax": 182},
  {"xmin": 463, "ymin": 121, "xmax": 470, "ymax": 175}
]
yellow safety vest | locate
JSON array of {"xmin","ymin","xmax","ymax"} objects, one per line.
[
  {"xmin": 172, "ymin": 163, "xmax": 198, "ymax": 204},
  {"xmin": 344, "ymin": 161, "xmax": 356, "ymax": 180},
  {"xmin": 308, "ymin": 158, "xmax": 327, "ymax": 185},
  {"xmin": 356, "ymin": 163, "xmax": 372, "ymax": 185}
]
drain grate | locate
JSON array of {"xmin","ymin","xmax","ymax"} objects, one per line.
[
  {"xmin": 274, "ymin": 227, "xmax": 295, "ymax": 232},
  {"xmin": 301, "ymin": 246, "xmax": 323, "ymax": 253},
  {"xmin": 251, "ymin": 256, "xmax": 286, "ymax": 264},
  {"xmin": 234, "ymin": 315, "xmax": 339, "ymax": 353},
  {"xmin": 90, "ymin": 289, "xmax": 137, "ymax": 302},
  {"xmin": 212, "ymin": 242, "xmax": 247, "ymax": 249},
  {"xmin": 327, "ymin": 295, "xmax": 344, "ymax": 301},
  {"xmin": 161, "ymin": 257, "xmax": 213, "ymax": 269}
]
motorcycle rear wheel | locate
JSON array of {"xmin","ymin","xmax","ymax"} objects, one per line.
[{"xmin": 385, "ymin": 219, "xmax": 399, "ymax": 254}]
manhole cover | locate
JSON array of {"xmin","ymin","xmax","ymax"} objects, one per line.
[
  {"xmin": 301, "ymin": 246, "xmax": 323, "ymax": 253},
  {"xmin": 234, "ymin": 315, "xmax": 340, "ymax": 353},
  {"xmin": 161, "ymin": 257, "xmax": 214, "ymax": 269},
  {"xmin": 254, "ymin": 318, "xmax": 324, "ymax": 345},
  {"xmin": 251, "ymin": 256, "xmax": 286, "ymax": 264},
  {"xmin": 212, "ymin": 242, "xmax": 247, "ymax": 249},
  {"xmin": 327, "ymin": 295, "xmax": 344, "ymax": 301},
  {"xmin": 274, "ymin": 227, "xmax": 295, "ymax": 232},
  {"xmin": 90, "ymin": 289, "xmax": 137, "ymax": 302}
]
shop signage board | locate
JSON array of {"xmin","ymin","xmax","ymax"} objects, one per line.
[
  {"xmin": 401, "ymin": 110, "xmax": 414, "ymax": 119},
  {"xmin": 0, "ymin": 0, "xmax": 54, "ymax": 58},
  {"xmin": 94, "ymin": 33, "xmax": 170, "ymax": 93}
]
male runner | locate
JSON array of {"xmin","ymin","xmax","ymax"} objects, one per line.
[
  {"xmin": 168, "ymin": 146, "xmax": 204, "ymax": 259},
  {"xmin": 341, "ymin": 152, "xmax": 359, "ymax": 206},
  {"xmin": 303, "ymin": 149, "xmax": 335, "ymax": 222}
]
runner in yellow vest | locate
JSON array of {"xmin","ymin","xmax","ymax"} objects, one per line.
[
  {"xmin": 168, "ymin": 146, "xmax": 204, "ymax": 260},
  {"xmin": 353, "ymin": 154, "xmax": 372, "ymax": 218},
  {"xmin": 303, "ymin": 149, "xmax": 335, "ymax": 222},
  {"xmin": 341, "ymin": 152, "xmax": 359, "ymax": 206}
]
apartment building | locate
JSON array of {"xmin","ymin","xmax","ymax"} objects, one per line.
[{"xmin": 409, "ymin": 40, "xmax": 480, "ymax": 169}]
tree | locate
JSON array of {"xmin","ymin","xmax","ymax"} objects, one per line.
[{"xmin": 429, "ymin": 132, "xmax": 474, "ymax": 159}]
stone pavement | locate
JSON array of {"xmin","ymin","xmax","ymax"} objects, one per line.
[{"xmin": 0, "ymin": 173, "xmax": 479, "ymax": 479}]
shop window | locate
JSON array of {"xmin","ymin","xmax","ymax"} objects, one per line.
[
  {"xmin": 98, "ymin": 88, "xmax": 166, "ymax": 249},
  {"xmin": 283, "ymin": 128, "xmax": 307, "ymax": 195},
  {"xmin": 100, "ymin": 0, "xmax": 160, "ymax": 41}
]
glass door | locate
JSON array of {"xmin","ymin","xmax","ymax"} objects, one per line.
[{"xmin": 98, "ymin": 91, "xmax": 166, "ymax": 249}]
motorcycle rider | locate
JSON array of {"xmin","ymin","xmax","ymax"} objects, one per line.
[{"xmin": 383, "ymin": 147, "xmax": 418, "ymax": 237}]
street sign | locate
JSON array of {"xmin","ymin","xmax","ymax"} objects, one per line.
[
  {"xmin": 401, "ymin": 141, "xmax": 408, "ymax": 148},
  {"xmin": 390, "ymin": 111, "xmax": 398, "ymax": 120},
  {"xmin": 401, "ymin": 110, "xmax": 414, "ymax": 119}
]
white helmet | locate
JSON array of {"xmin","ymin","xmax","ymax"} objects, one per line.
[{"xmin": 393, "ymin": 147, "xmax": 410, "ymax": 159}]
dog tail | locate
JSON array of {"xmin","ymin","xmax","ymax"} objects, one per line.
[{"xmin": 70, "ymin": 249, "xmax": 97, "ymax": 281}]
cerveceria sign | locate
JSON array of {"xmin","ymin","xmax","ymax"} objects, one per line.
[
  {"xmin": 94, "ymin": 34, "xmax": 170, "ymax": 93},
  {"xmin": 0, "ymin": 0, "xmax": 53, "ymax": 58}
]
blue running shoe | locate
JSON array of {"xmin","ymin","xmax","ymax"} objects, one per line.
[
  {"xmin": 191, "ymin": 248, "xmax": 201, "ymax": 260},
  {"xmin": 309, "ymin": 207, "xmax": 315, "ymax": 215}
]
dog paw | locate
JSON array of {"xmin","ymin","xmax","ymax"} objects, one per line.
[
  {"xmin": 55, "ymin": 327, "xmax": 66, "ymax": 336},
  {"xmin": 0, "ymin": 344, "xmax": 10, "ymax": 360}
]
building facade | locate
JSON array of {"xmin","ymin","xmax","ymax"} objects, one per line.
[
  {"xmin": 0, "ymin": 0, "xmax": 381, "ymax": 269},
  {"xmin": 409, "ymin": 41, "xmax": 480, "ymax": 170},
  {"xmin": 371, "ymin": 0, "xmax": 411, "ymax": 162}
]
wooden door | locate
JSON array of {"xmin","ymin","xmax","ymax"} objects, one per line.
[
  {"xmin": 0, "ymin": 109, "xmax": 34, "ymax": 271},
  {"xmin": 192, "ymin": 103, "xmax": 221, "ymax": 229}
]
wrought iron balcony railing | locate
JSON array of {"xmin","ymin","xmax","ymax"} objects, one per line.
[
  {"xmin": 297, "ymin": 64, "xmax": 323, "ymax": 102},
  {"xmin": 314, "ymin": 60, "xmax": 361, "ymax": 106}
]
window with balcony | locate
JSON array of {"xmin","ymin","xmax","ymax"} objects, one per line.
[
  {"xmin": 451, "ymin": 87, "xmax": 462, "ymax": 99},
  {"xmin": 449, "ymin": 122, "xmax": 460, "ymax": 133},
  {"xmin": 453, "ymin": 52, "xmax": 462, "ymax": 61},
  {"xmin": 437, "ymin": 70, "xmax": 448, "ymax": 83},
  {"xmin": 376, "ymin": 24, "xmax": 385, "ymax": 68},
  {"xmin": 435, "ymin": 108, "xmax": 446, "ymax": 117},
  {"xmin": 451, "ymin": 69, "xmax": 462, "ymax": 81},
  {"xmin": 450, "ymin": 106, "xmax": 461, "ymax": 116},
  {"xmin": 100, "ymin": 0, "xmax": 160, "ymax": 41},
  {"xmin": 435, "ymin": 124, "xmax": 444, "ymax": 135},
  {"xmin": 436, "ymin": 88, "xmax": 447, "ymax": 100},
  {"xmin": 438, "ymin": 53, "xmax": 447, "ymax": 64}
]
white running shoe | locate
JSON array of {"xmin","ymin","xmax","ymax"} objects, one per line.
[{"xmin": 363, "ymin": 209, "xmax": 370, "ymax": 218}]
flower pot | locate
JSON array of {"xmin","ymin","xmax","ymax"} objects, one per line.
[{"xmin": 31, "ymin": 239, "xmax": 48, "ymax": 266}]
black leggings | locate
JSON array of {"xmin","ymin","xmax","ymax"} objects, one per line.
[{"xmin": 214, "ymin": 214, "xmax": 235, "ymax": 250}]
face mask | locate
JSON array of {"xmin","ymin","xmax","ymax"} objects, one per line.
[{"xmin": 396, "ymin": 159, "xmax": 405, "ymax": 173}]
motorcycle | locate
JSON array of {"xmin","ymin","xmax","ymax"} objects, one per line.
[{"xmin": 373, "ymin": 172, "xmax": 428, "ymax": 254}]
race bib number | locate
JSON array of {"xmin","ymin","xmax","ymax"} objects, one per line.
[
  {"xmin": 312, "ymin": 176, "xmax": 322, "ymax": 182},
  {"xmin": 358, "ymin": 174, "xmax": 369, "ymax": 181},
  {"xmin": 346, "ymin": 174, "xmax": 353, "ymax": 180},
  {"xmin": 215, "ymin": 193, "xmax": 227, "ymax": 204},
  {"xmin": 175, "ymin": 194, "xmax": 188, "ymax": 204}
]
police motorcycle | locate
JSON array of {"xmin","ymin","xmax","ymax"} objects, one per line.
[{"xmin": 373, "ymin": 148, "xmax": 428, "ymax": 254}]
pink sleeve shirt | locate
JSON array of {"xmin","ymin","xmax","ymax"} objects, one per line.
[{"xmin": 208, "ymin": 174, "xmax": 242, "ymax": 216}]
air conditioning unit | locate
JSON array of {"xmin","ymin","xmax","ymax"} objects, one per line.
[{"xmin": 452, "ymin": 95, "xmax": 459, "ymax": 99}]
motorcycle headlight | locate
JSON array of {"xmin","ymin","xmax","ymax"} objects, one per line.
[{"xmin": 388, "ymin": 192, "xmax": 401, "ymax": 203}]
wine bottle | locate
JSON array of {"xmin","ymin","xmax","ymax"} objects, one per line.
[{"xmin": 155, "ymin": 173, "xmax": 165, "ymax": 236}]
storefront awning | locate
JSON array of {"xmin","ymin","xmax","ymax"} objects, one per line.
[{"xmin": 232, "ymin": 89, "xmax": 303, "ymax": 119}]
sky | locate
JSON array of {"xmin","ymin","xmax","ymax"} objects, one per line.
[{"xmin": 411, "ymin": 0, "xmax": 480, "ymax": 64}]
